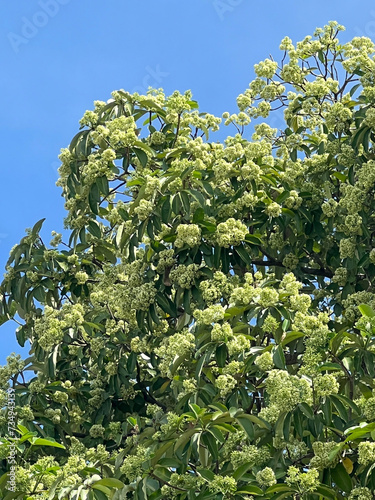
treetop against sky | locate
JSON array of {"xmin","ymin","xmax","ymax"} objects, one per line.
[{"xmin": 2, "ymin": 19, "xmax": 375, "ymax": 500}]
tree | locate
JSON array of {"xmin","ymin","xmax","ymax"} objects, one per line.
[{"xmin": 2, "ymin": 20, "xmax": 375, "ymax": 499}]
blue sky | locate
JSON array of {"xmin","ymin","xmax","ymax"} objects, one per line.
[{"xmin": 0, "ymin": 0, "xmax": 374, "ymax": 364}]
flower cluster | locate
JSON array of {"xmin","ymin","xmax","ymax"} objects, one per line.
[
  {"xmin": 310, "ymin": 441, "xmax": 339, "ymax": 469},
  {"xmin": 358, "ymin": 441, "xmax": 375, "ymax": 466},
  {"xmin": 89, "ymin": 424, "xmax": 105, "ymax": 439},
  {"xmin": 256, "ymin": 467, "xmax": 277, "ymax": 488},
  {"xmin": 211, "ymin": 322, "xmax": 233, "ymax": 342},
  {"xmin": 154, "ymin": 330, "xmax": 195, "ymax": 377},
  {"xmin": 215, "ymin": 218, "xmax": 248, "ymax": 247},
  {"xmin": 175, "ymin": 224, "xmax": 201, "ymax": 248},
  {"xmin": 120, "ymin": 446, "xmax": 150, "ymax": 481},
  {"xmin": 286, "ymin": 466, "xmax": 320, "ymax": 494},
  {"xmin": 160, "ymin": 473, "xmax": 204, "ymax": 498},
  {"xmin": 33, "ymin": 303, "xmax": 85, "ymax": 352},
  {"xmin": 230, "ymin": 445, "xmax": 270, "ymax": 469},
  {"xmin": 260, "ymin": 370, "xmax": 313, "ymax": 422},
  {"xmin": 169, "ymin": 264, "xmax": 199, "ymax": 289},
  {"xmin": 208, "ymin": 475, "xmax": 237, "ymax": 498},
  {"xmin": 194, "ymin": 305, "xmax": 226, "ymax": 325},
  {"xmin": 155, "ymin": 249, "xmax": 175, "ymax": 274},
  {"xmin": 339, "ymin": 237, "xmax": 356, "ymax": 259},
  {"xmin": 265, "ymin": 202, "xmax": 282, "ymax": 218},
  {"xmin": 134, "ymin": 199, "xmax": 154, "ymax": 221},
  {"xmin": 199, "ymin": 271, "xmax": 234, "ymax": 304},
  {"xmin": 0, "ymin": 353, "xmax": 25, "ymax": 388},
  {"xmin": 313, "ymin": 374, "xmax": 339, "ymax": 399},
  {"xmin": 255, "ymin": 351, "xmax": 274, "ymax": 372},
  {"xmin": 348, "ymin": 487, "xmax": 373, "ymax": 500},
  {"xmin": 216, "ymin": 374, "xmax": 237, "ymax": 397},
  {"xmin": 227, "ymin": 334, "xmax": 251, "ymax": 355},
  {"xmin": 273, "ymin": 436, "xmax": 308, "ymax": 461},
  {"xmin": 332, "ymin": 267, "xmax": 348, "ymax": 286}
]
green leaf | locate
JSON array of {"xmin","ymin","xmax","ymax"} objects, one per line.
[
  {"xmin": 133, "ymin": 147, "xmax": 148, "ymax": 167},
  {"xmin": 215, "ymin": 344, "xmax": 227, "ymax": 368},
  {"xmin": 200, "ymin": 220, "xmax": 216, "ymax": 233},
  {"xmin": 156, "ymin": 292, "xmax": 177, "ymax": 317},
  {"xmin": 31, "ymin": 218, "xmax": 46, "ymax": 236},
  {"xmin": 345, "ymin": 422, "xmax": 375, "ymax": 442},
  {"xmin": 189, "ymin": 403, "xmax": 202, "ymax": 418},
  {"xmin": 183, "ymin": 288, "xmax": 192, "ymax": 315},
  {"xmin": 127, "ymin": 352, "xmax": 137, "ymax": 373},
  {"xmin": 161, "ymin": 197, "xmax": 172, "ymax": 224},
  {"xmin": 19, "ymin": 431, "xmax": 37, "ymax": 443},
  {"xmin": 196, "ymin": 468, "xmax": 215, "ymax": 481},
  {"xmin": 96, "ymin": 243, "xmax": 117, "ymax": 264},
  {"xmin": 127, "ymin": 178, "xmax": 144, "ymax": 188},
  {"xmin": 318, "ymin": 361, "xmax": 343, "ymax": 372},
  {"xmin": 96, "ymin": 175, "xmax": 109, "ymax": 196},
  {"xmin": 129, "ymin": 184, "xmax": 146, "ymax": 215},
  {"xmin": 328, "ymin": 442, "xmax": 344, "ymax": 463},
  {"xmin": 33, "ymin": 286, "xmax": 46, "ymax": 303},
  {"xmin": 331, "ymin": 462, "xmax": 352, "ymax": 492},
  {"xmin": 245, "ymin": 234, "xmax": 263, "ymax": 245},
  {"xmin": 31, "ymin": 438, "xmax": 65, "ymax": 449},
  {"xmin": 266, "ymin": 484, "xmax": 294, "ymax": 494},
  {"xmin": 189, "ymin": 188, "xmax": 206, "ymax": 207},
  {"xmin": 17, "ymin": 424, "xmax": 30, "ymax": 435},
  {"xmin": 4, "ymin": 492, "xmax": 29, "ymax": 500},
  {"xmin": 213, "ymin": 246, "xmax": 221, "ymax": 268},
  {"xmin": 151, "ymin": 440, "xmax": 174, "ymax": 466},
  {"xmin": 317, "ymin": 49, "xmax": 325, "ymax": 63},
  {"xmin": 358, "ymin": 304, "xmax": 375, "ymax": 317},
  {"xmin": 207, "ymin": 425, "xmax": 225, "ymax": 443},
  {"xmin": 89, "ymin": 183, "xmax": 100, "ymax": 215},
  {"xmin": 133, "ymin": 140, "xmax": 155, "ymax": 156},
  {"xmin": 273, "ymin": 344, "xmax": 286, "ymax": 369},
  {"xmin": 193, "ymin": 207, "xmax": 205, "ymax": 223},
  {"xmin": 158, "ymin": 458, "xmax": 181, "ymax": 468},
  {"xmin": 235, "ymin": 485, "xmax": 263, "ymax": 495},
  {"xmin": 283, "ymin": 412, "xmax": 292, "ymax": 440},
  {"xmin": 224, "ymin": 306, "xmax": 246, "ymax": 319},
  {"xmin": 93, "ymin": 489, "xmax": 110, "ymax": 500},
  {"xmin": 234, "ymin": 244, "xmax": 252, "ymax": 267},
  {"xmin": 149, "ymin": 303, "xmax": 161, "ymax": 325},
  {"xmin": 274, "ymin": 411, "xmax": 288, "ymax": 438},
  {"xmin": 233, "ymin": 461, "xmax": 252, "ymax": 480},
  {"xmin": 174, "ymin": 429, "xmax": 197, "ymax": 454},
  {"xmin": 180, "ymin": 190, "xmax": 190, "ymax": 213},
  {"xmin": 235, "ymin": 414, "xmax": 255, "ymax": 441},
  {"xmin": 172, "ymin": 193, "xmax": 182, "ymax": 215},
  {"xmin": 92, "ymin": 478, "xmax": 124, "ymax": 489},
  {"xmin": 350, "ymin": 83, "xmax": 361, "ymax": 97},
  {"xmin": 315, "ymin": 485, "xmax": 336, "ymax": 500},
  {"xmin": 281, "ymin": 207, "xmax": 295, "ymax": 218},
  {"xmin": 276, "ymin": 190, "xmax": 290, "ymax": 203},
  {"xmin": 281, "ymin": 331, "xmax": 304, "ymax": 346},
  {"xmin": 330, "ymin": 394, "xmax": 348, "ymax": 421},
  {"xmin": 298, "ymin": 402, "xmax": 313, "ymax": 419},
  {"xmin": 202, "ymin": 432, "xmax": 218, "ymax": 460},
  {"xmin": 334, "ymin": 394, "xmax": 360, "ymax": 416},
  {"xmin": 87, "ymin": 220, "xmax": 102, "ymax": 238},
  {"xmin": 333, "ymin": 171, "xmax": 347, "ymax": 182}
]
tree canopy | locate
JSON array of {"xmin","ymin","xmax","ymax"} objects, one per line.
[{"xmin": 2, "ymin": 21, "xmax": 375, "ymax": 500}]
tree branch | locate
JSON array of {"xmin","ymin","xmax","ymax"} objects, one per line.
[{"xmin": 250, "ymin": 258, "xmax": 333, "ymax": 278}]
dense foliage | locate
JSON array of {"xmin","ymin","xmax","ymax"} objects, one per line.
[{"xmin": 2, "ymin": 21, "xmax": 375, "ymax": 499}]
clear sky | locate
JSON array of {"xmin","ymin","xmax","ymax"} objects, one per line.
[{"xmin": 0, "ymin": 0, "xmax": 374, "ymax": 364}]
